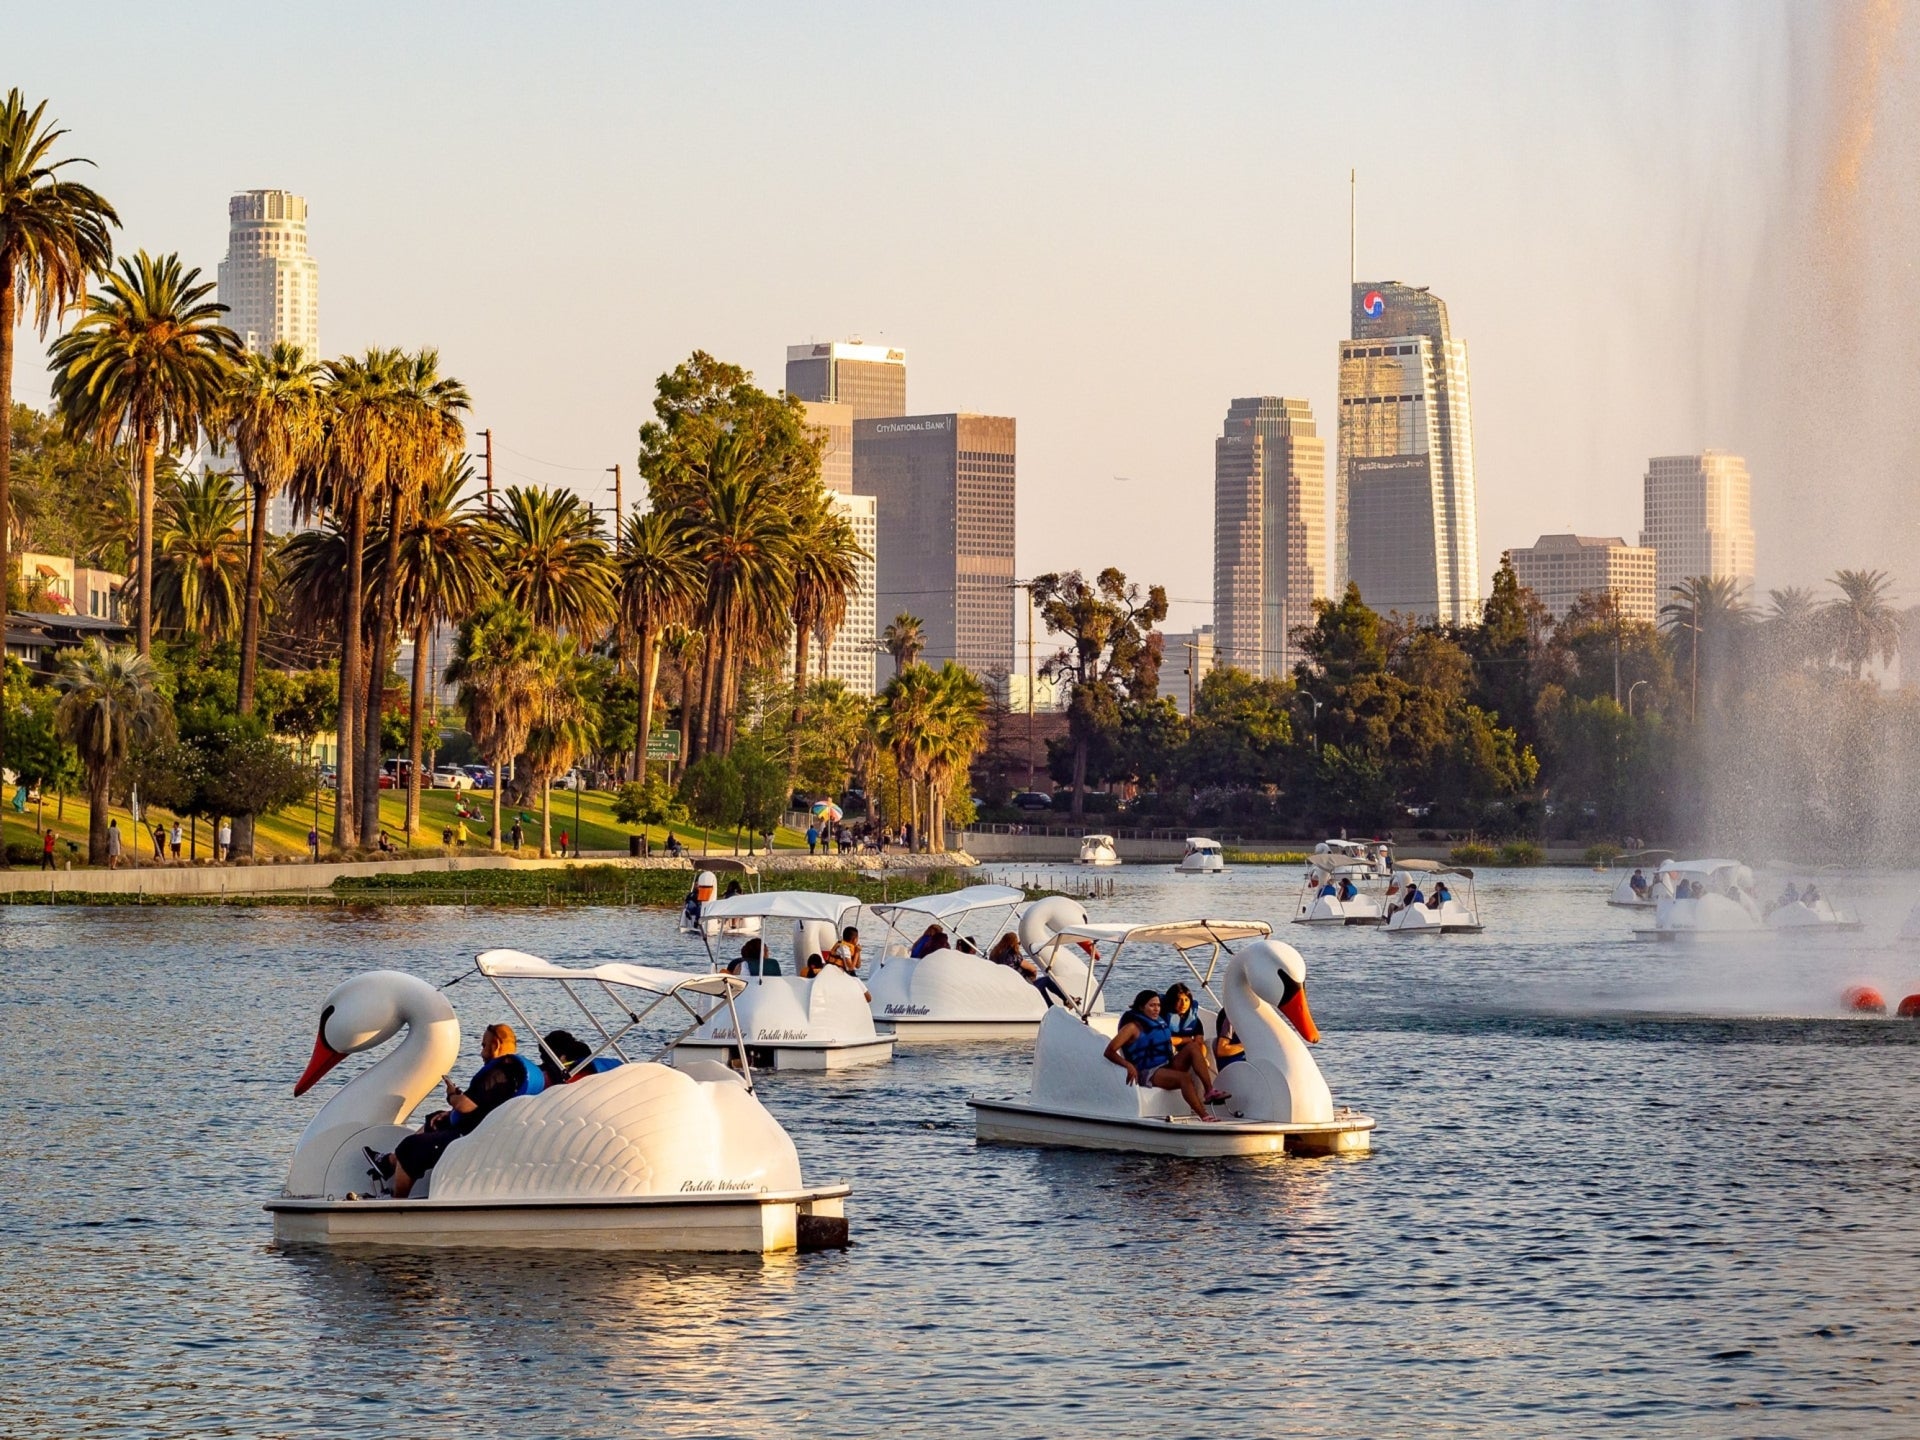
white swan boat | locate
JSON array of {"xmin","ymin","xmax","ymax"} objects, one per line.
[
  {"xmin": 1382, "ymin": 861, "xmax": 1483, "ymax": 935},
  {"xmin": 678, "ymin": 859, "xmax": 761, "ymax": 937},
  {"xmin": 1292, "ymin": 853, "xmax": 1388, "ymax": 926},
  {"xmin": 1631, "ymin": 859, "xmax": 1765, "ymax": 942},
  {"xmin": 971, "ymin": 919, "xmax": 1375, "ymax": 1158},
  {"xmin": 674, "ymin": 890, "xmax": 895, "ymax": 1071},
  {"xmin": 1177, "ymin": 837, "xmax": 1226, "ymax": 874},
  {"xmin": 866, "ymin": 889, "xmax": 1103, "ymax": 1041},
  {"xmin": 1762, "ymin": 876, "xmax": 1864, "ymax": 933},
  {"xmin": 1313, "ymin": 838, "xmax": 1392, "ymax": 878},
  {"xmin": 1077, "ymin": 834, "xmax": 1121, "ymax": 866},
  {"xmin": 268, "ymin": 954, "xmax": 849, "ymax": 1251},
  {"xmin": 1605, "ymin": 851, "xmax": 1673, "ymax": 909}
]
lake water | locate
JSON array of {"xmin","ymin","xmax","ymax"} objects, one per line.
[{"xmin": 7, "ymin": 866, "xmax": 1920, "ymax": 1438}]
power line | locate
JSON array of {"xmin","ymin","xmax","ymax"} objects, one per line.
[{"xmin": 497, "ymin": 442, "xmax": 605, "ymax": 474}]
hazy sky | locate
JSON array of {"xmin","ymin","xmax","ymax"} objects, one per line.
[{"xmin": 11, "ymin": 2, "xmax": 1911, "ymax": 633}]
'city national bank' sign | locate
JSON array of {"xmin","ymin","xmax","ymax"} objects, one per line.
[{"xmin": 872, "ymin": 417, "xmax": 952, "ymax": 434}]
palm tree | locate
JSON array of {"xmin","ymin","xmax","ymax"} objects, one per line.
[
  {"xmin": 356, "ymin": 350, "xmax": 469, "ymax": 843},
  {"xmin": 487, "ymin": 484, "xmax": 617, "ymax": 642},
  {"xmin": 879, "ymin": 662, "xmax": 940, "ymax": 848},
  {"xmin": 617, "ymin": 507, "xmax": 701, "ymax": 781},
  {"xmin": 388, "ymin": 459, "xmax": 493, "ymax": 838},
  {"xmin": 0, "ymin": 90, "xmax": 118, "ymax": 856},
  {"xmin": 883, "ymin": 613, "xmax": 925, "ymax": 676},
  {"xmin": 47, "ymin": 251, "xmax": 240, "ymax": 656},
  {"xmin": 1660, "ymin": 575, "xmax": 1751, "ymax": 723},
  {"xmin": 152, "ymin": 469, "xmax": 249, "ymax": 642},
  {"xmin": 920, "ymin": 663, "xmax": 989, "ymax": 853},
  {"xmin": 786, "ymin": 496, "xmax": 865, "ymax": 775},
  {"xmin": 216, "ymin": 342, "xmax": 318, "ymax": 716},
  {"xmin": 523, "ymin": 636, "xmax": 598, "ymax": 857},
  {"xmin": 446, "ymin": 598, "xmax": 544, "ymax": 852},
  {"xmin": 1763, "ymin": 586, "xmax": 1823, "ymax": 673},
  {"xmin": 1822, "ymin": 568, "xmax": 1901, "ymax": 681},
  {"xmin": 54, "ymin": 640, "xmax": 168, "ymax": 863}
]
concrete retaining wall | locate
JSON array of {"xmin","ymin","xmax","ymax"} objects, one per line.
[{"xmin": 956, "ymin": 833, "xmax": 1187, "ymax": 863}]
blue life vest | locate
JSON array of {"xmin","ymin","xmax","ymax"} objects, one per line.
[
  {"xmin": 1167, "ymin": 1006, "xmax": 1204, "ymax": 1042},
  {"xmin": 1122, "ymin": 1013, "xmax": 1173, "ymax": 1076},
  {"xmin": 511, "ymin": 1053, "xmax": 545, "ymax": 1095},
  {"xmin": 580, "ymin": 1056, "xmax": 621, "ymax": 1076}
]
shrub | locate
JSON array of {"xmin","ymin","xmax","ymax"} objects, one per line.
[
  {"xmin": 1497, "ymin": 839, "xmax": 1544, "ymax": 867},
  {"xmin": 1583, "ymin": 842, "xmax": 1622, "ymax": 864},
  {"xmin": 1448, "ymin": 840, "xmax": 1497, "ymax": 866}
]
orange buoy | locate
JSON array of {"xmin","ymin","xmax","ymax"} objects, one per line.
[
  {"xmin": 1897, "ymin": 995, "xmax": 1920, "ymax": 1019},
  {"xmin": 1843, "ymin": 985, "xmax": 1887, "ymax": 1016}
]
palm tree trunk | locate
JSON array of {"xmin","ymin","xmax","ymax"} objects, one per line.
[
  {"xmin": 788, "ymin": 627, "xmax": 811, "ymax": 778},
  {"xmin": 136, "ymin": 435, "xmax": 157, "ymax": 657},
  {"xmin": 490, "ymin": 748, "xmax": 503, "ymax": 853},
  {"xmin": 634, "ymin": 621, "xmax": 658, "ymax": 783},
  {"xmin": 334, "ymin": 492, "xmax": 367, "ymax": 849},
  {"xmin": 359, "ymin": 503, "xmax": 406, "ymax": 841},
  {"xmin": 540, "ymin": 778, "xmax": 552, "ymax": 857},
  {"xmin": 0, "ymin": 274, "xmax": 13, "ymax": 870},
  {"xmin": 87, "ymin": 771, "xmax": 110, "ymax": 866},
  {"xmin": 229, "ymin": 477, "xmax": 273, "ymax": 860},
  {"xmin": 683, "ymin": 635, "xmax": 708, "ymax": 763},
  {"xmin": 405, "ymin": 613, "xmax": 430, "ymax": 839},
  {"xmin": 1070, "ymin": 737, "xmax": 1090, "ymax": 818}
]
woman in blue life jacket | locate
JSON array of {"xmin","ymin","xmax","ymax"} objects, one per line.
[
  {"xmin": 1337, "ymin": 876, "xmax": 1359, "ymax": 903},
  {"xmin": 1163, "ymin": 983, "xmax": 1228, "ymax": 1102},
  {"xmin": 1103, "ymin": 990, "xmax": 1217, "ymax": 1121},
  {"xmin": 366, "ymin": 1023, "xmax": 542, "ymax": 1197}
]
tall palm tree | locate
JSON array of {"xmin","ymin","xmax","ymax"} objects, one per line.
[
  {"xmin": 1822, "ymin": 568, "xmax": 1901, "ymax": 681},
  {"xmin": 151, "ymin": 469, "xmax": 249, "ymax": 642},
  {"xmin": 47, "ymin": 251, "xmax": 240, "ymax": 656},
  {"xmin": 0, "ymin": 90, "xmax": 118, "ymax": 856},
  {"xmin": 617, "ymin": 507, "xmax": 701, "ymax": 782},
  {"xmin": 883, "ymin": 613, "xmax": 926, "ymax": 676},
  {"xmin": 285, "ymin": 349, "xmax": 406, "ymax": 848},
  {"xmin": 388, "ymin": 459, "xmax": 493, "ymax": 838},
  {"xmin": 523, "ymin": 636, "xmax": 598, "ymax": 857},
  {"xmin": 919, "ymin": 662, "xmax": 989, "ymax": 853},
  {"xmin": 446, "ymin": 598, "xmax": 544, "ymax": 852},
  {"xmin": 1660, "ymin": 575, "xmax": 1751, "ymax": 723},
  {"xmin": 879, "ymin": 662, "xmax": 940, "ymax": 848},
  {"xmin": 216, "ymin": 341, "xmax": 318, "ymax": 716},
  {"xmin": 786, "ymin": 496, "xmax": 865, "ymax": 775},
  {"xmin": 54, "ymin": 639, "xmax": 169, "ymax": 863},
  {"xmin": 487, "ymin": 483, "xmax": 617, "ymax": 640},
  {"xmin": 1763, "ymin": 586, "xmax": 1823, "ymax": 673},
  {"xmin": 357, "ymin": 350, "xmax": 469, "ymax": 842}
]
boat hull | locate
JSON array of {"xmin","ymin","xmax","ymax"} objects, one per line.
[
  {"xmin": 969, "ymin": 1099, "xmax": 1374, "ymax": 1158},
  {"xmin": 1292, "ymin": 915, "xmax": 1387, "ymax": 927},
  {"xmin": 267, "ymin": 1185, "xmax": 849, "ymax": 1252},
  {"xmin": 671, "ymin": 1038, "xmax": 895, "ymax": 1071}
]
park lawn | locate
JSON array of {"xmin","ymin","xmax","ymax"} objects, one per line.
[{"xmin": 2, "ymin": 782, "xmax": 805, "ymax": 868}]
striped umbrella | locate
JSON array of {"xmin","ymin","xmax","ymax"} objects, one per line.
[{"xmin": 811, "ymin": 800, "xmax": 844, "ymax": 823}]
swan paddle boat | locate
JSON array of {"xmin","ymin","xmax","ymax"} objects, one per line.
[
  {"xmin": 1313, "ymin": 838, "xmax": 1392, "ymax": 878},
  {"xmin": 1761, "ymin": 874, "xmax": 1864, "ymax": 933},
  {"xmin": 1292, "ymin": 852, "xmax": 1388, "ymax": 926},
  {"xmin": 679, "ymin": 859, "xmax": 761, "ymax": 937},
  {"xmin": 866, "ymin": 889, "xmax": 1104, "ymax": 1041},
  {"xmin": 1177, "ymin": 838, "xmax": 1227, "ymax": 874},
  {"xmin": 971, "ymin": 919, "xmax": 1375, "ymax": 1158},
  {"xmin": 1631, "ymin": 859, "xmax": 1765, "ymax": 942},
  {"xmin": 1078, "ymin": 834, "xmax": 1121, "ymax": 866},
  {"xmin": 1382, "ymin": 861, "xmax": 1483, "ymax": 935},
  {"xmin": 673, "ymin": 890, "xmax": 895, "ymax": 1071},
  {"xmin": 268, "ymin": 953, "xmax": 849, "ymax": 1251},
  {"xmin": 1603, "ymin": 850, "xmax": 1673, "ymax": 909}
]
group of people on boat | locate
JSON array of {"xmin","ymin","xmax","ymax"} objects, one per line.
[
  {"xmin": 1316, "ymin": 875, "xmax": 1363, "ymax": 903},
  {"xmin": 1771, "ymin": 881, "xmax": 1823, "ymax": 912},
  {"xmin": 1383, "ymin": 878, "xmax": 1452, "ymax": 916},
  {"xmin": 1103, "ymin": 983, "xmax": 1239, "ymax": 1122},
  {"xmin": 362, "ymin": 1022, "xmax": 622, "ymax": 1198}
]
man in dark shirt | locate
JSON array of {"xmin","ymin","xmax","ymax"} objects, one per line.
[{"xmin": 369, "ymin": 1024, "xmax": 536, "ymax": 1197}]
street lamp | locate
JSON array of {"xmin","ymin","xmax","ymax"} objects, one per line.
[
  {"xmin": 1294, "ymin": 691, "xmax": 1323, "ymax": 752},
  {"xmin": 1627, "ymin": 679, "xmax": 1651, "ymax": 719}
]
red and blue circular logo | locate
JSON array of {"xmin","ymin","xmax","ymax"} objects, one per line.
[{"xmin": 1361, "ymin": 290, "xmax": 1385, "ymax": 317}]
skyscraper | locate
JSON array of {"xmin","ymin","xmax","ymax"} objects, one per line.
[
  {"xmin": 853, "ymin": 413, "xmax": 1015, "ymax": 680},
  {"xmin": 1213, "ymin": 397, "xmax": 1326, "ymax": 677},
  {"xmin": 1505, "ymin": 534, "xmax": 1658, "ymax": 623},
  {"xmin": 1641, "ymin": 452, "xmax": 1755, "ymax": 602},
  {"xmin": 1336, "ymin": 282, "xmax": 1481, "ymax": 623},
  {"xmin": 217, "ymin": 190, "xmax": 319, "ymax": 360},
  {"xmin": 786, "ymin": 341, "xmax": 907, "ymax": 420},
  {"xmin": 799, "ymin": 400, "xmax": 854, "ymax": 495}
]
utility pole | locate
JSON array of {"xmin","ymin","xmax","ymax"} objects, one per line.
[
  {"xmin": 479, "ymin": 428, "xmax": 494, "ymax": 515},
  {"xmin": 608, "ymin": 465, "xmax": 623, "ymax": 550}
]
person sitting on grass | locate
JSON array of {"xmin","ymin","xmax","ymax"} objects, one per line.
[{"xmin": 1104, "ymin": 990, "xmax": 1218, "ymax": 1121}]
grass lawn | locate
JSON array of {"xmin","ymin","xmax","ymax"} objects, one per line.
[{"xmin": 2, "ymin": 781, "xmax": 805, "ymax": 867}]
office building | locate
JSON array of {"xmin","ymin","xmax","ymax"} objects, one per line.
[
  {"xmin": 1213, "ymin": 397, "xmax": 1326, "ymax": 677},
  {"xmin": 1640, "ymin": 452, "xmax": 1756, "ymax": 603},
  {"xmin": 1159, "ymin": 625, "xmax": 1216, "ymax": 714},
  {"xmin": 853, "ymin": 413, "xmax": 1015, "ymax": 680},
  {"xmin": 1001, "ymin": 672, "xmax": 1069, "ymax": 714},
  {"xmin": 800, "ymin": 400, "xmax": 855, "ymax": 495},
  {"xmin": 1505, "ymin": 534, "xmax": 1658, "ymax": 624},
  {"xmin": 786, "ymin": 341, "xmax": 907, "ymax": 420},
  {"xmin": 218, "ymin": 190, "xmax": 320, "ymax": 534},
  {"xmin": 816, "ymin": 492, "xmax": 878, "ymax": 696},
  {"xmin": 1336, "ymin": 282, "xmax": 1481, "ymax": 623}
]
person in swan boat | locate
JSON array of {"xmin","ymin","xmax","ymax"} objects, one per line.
[
  {"xmin": 1104, "ymin": 990, "xmax": 1218, "ymax": 1121},
  {"xmin": 365, "ymin": 1023, "xmax": 540, "ymax": 1197}
]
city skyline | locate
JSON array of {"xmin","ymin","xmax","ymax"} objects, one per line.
[{"xmin": 7, "ymin": 6, "xmax": 1913, "ymax": 637}]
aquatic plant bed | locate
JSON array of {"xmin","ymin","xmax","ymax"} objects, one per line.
[{"xmin": 1222, "ymin": 851, "xmax": 1309, "ymax": 865}]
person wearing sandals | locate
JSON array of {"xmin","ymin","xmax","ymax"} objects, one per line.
[
  {"xmin": 1104, "ymin": 989, "xmax": 1218, "ymax": 1121},
  {"xmin": 1164, "ymin": 982, "xmax": 1229, "ymax": 1105}
]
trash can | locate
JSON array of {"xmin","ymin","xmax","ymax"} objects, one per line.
[{"xmin": 629, "ymin": 835, "xmax": 643, "ymax": 857}]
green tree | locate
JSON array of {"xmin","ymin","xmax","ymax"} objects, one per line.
[
  {"xmin": 1465, "ymin": 556, "xmax": 1552, "ymax": 752},
  {"xmin": 679, "ymin": 753, "xmax": 743, "ymax": 838},
  {"xmin": 786, "ymin": 494, "xmax": 866, "ymax": 777},
  {"xmin": 1660, "ymin": 575, "xmax": 1751, "ymax": 723},
  {"xmin": 920, "ymin": 663, "xmax": 989, "ymax": 851},
  {"xmin": 523, "ymin": 637, "xmax": 598, "ymax": 856},
  {"xmin": 54, "ymin": 640, "xmax": 170, "ymax": 862},
  {"xmin": 446, "ymin": 599, "xmax": 544, "ymax": 853},
  {"xmin": 1822, "ymin": 568, "xmax": 1901, "ymax": 681},
  {"xmin": 488, "ymin": 482, "xmax": 616, "ymax": 640},
  {"xmin": 1179, "ymin": 668, "xmax": 1294, "ymax": 790},
  {"xmin": 616, "ymin": 507, "xmax": 700, "ymax": 781},
  {"xmin": 879, "ymin": 663, "xmax": 940, "ymax": 846},
  {"xmin": 152, "ymin": 470, "xmax": 249, "ymax": 642},
  {"xmin": 47, "ymin": 251, "xmax": 240, "ymax": 657},
  {"xmin": 882, "ymin": 612, "xmax": 925, "ymax": 675},
  {"xmin": 733, "ymin": 738, "xmax": 788, "ymax": 850}
]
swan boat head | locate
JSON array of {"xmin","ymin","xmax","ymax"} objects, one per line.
[
  {"xmin": 1231, "ymin": 939, "xmax": 1320, "ymax": 1043},
  {"xmin": 1219, "ymin": 939, "xmax": 1333, "ymax": 1123},
  {"xmin": 295, "ymin": 969, "xmax": 458, "ymax": 1095}
]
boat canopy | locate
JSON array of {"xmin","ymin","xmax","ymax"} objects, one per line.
[
  {"xmin": 1081, "ymin": 834, "xmax": 1116, "ymax": 844},
  {"xmin": 703, "ymin": 857, "xmax": 758, "ymax": 876},
  {"xmin": 1185, "ymin": 837, "xmax": 1222, "ymax": 848},
  {"xmin": 698, "ymin": 890, "xmax": 861, "ymax": 925},
  {"xmin": 1658, "ymin": 858, "xmax": 1748, "ymax": 880},
  {"xmin": 475, "ymin": 948, "xmax": 744, "ymax": 998},
  {"xmin": 869, "ymin": 884, "xmax": 1025, "ymax": 924},
  {"xmin": 1047, "ymin": 919, "xmax": 1272, "ymax": 950},
  {"xmin": 1308, "ymin": 853, "xmax": 1378, "ymax": 875},
  {"xmin": 1394, "ymin": 860, "xmax": 1475, "ymax": 878}
]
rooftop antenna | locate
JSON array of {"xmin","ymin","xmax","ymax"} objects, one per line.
[{"xmin": 1349, "ymin": 168, "xmax": 1356, "ymax": 287}]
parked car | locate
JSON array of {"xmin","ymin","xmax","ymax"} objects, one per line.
[
  {"xmin": 1012, "ymin": 790, "xmax": 1054, "ymax": 811},
  {"xmin": 464, "ymin": 765, "xmax": 494, "ymax": 789},
  {"xmin": 377, "ymin": 771, "xmax": 397, "ymax": 790},
  {"xmin": 432, "ymin": 768, "xmax": 473, "ymax": 791},
  {"xmin": 553, "ymin": 769, "xmax": 585, "ymax": 791}
]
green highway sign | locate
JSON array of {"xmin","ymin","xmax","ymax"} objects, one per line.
[{"xmin": 646, "ymin": 729, "xmax": 683, "ymax": 760}]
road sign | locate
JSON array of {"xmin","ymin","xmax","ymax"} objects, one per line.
[{"xmin": 646, "ymin": 729, "xmax": 683, "ymax": 760}]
